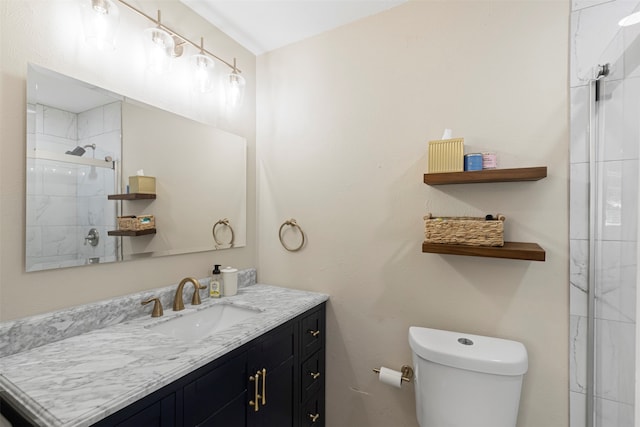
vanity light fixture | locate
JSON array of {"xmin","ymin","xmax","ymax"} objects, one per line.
[
  {"xmin": 144, "ymin": 10, "xmax": 178, "ymax": 74},
  {"xmin": 226, "ymin": 58, "xmax": 246, "ymax": 110},
  {"xmin": 192, "ymin": 37, "xmax": 216, "ymax": 93},
  {"xmin": 81, "ymin": 0, "xmax": 120, "ymax": 51},
  {"xmin": 619, "ymin": 10, "xmax": 640, "ymax": 26},
  {"xmin": 82, "ymin": 0, "xmax": 246, "ymax": 107}
]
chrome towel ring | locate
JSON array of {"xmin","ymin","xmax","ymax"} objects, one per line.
[
  {"xmin": 279, "ymin": 219, "xmax": 305, "ymax": 252},
  {"xmin": 212, "ymin": 218, "xmax": 235, "ymax": 248}
]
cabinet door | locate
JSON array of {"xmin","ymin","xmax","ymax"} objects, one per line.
[
  {"xmin": 91, "ymin": 392, "xmax": 176, "ymax": 427},
  {"xmin": 247, "ymin": 322, "xmax": 298, "ymax": 427},
  {"xmin": 195, "ymin": 394, "xmax": 246, "ymax": 427},
  {"xmin": 183, "ymin": 351, "xmax": 248, "ymax": 427},
  {"xmin": 253, "ymin": 357, "xmax": 295, "ymax": 427}
]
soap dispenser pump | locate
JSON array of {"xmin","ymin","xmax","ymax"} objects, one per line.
[{"xmin": 210, "ymin": 264, "xmax": 222, "ymax": 298}]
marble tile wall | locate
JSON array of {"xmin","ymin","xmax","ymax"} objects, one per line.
[
  {"xmin": 570, "ymin": 1, "xmax": 640, "ymax": 425},
  {"xmin": 26, "ymin": 103, "xmax": 121, "ymax": 271}
]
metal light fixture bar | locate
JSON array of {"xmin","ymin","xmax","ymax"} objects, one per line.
[{"xmin": 115, "ymin": 0, "xmax": 241, "ymax": 73}]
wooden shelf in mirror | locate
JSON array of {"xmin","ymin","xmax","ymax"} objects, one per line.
[
  {"xmin": 108, "ymin": 228, "xmax": 157, "ymax": 237},
  {"xmin": 424, "ymin": 167, "xmax": 547, "ymax": 185},
  {"xmin": 422, "ymin": 241, "xmax": 545, "ymax": 261},
  {"xmin": 108, "ymin": 193, "xmax": 156, "ymax": 200}
]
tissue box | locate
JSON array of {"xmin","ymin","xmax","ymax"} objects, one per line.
[
  {"xmin": 117, "ymin": 215, "xmax": 155, "ymax": 231},
  {"xmin": 428, "ymin": 138, "xmax": 464, "ymax": 173},
  {"xmin": 129, "ymin": 176, "xmax": 156, "ymax": 194}
]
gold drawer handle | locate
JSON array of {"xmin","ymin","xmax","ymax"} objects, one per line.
[
  {"xmin": 308, "ymin": 413, "xmax": 320, "ymax": 423},
  {"xmin": 309, "ymin": 371, "xmax": 321, "ymax": 380},
  {"xmin": 308, "ymin": 329, "xmax": 320, "ymax": 337},
  {"xmin": 249, "ymin": 371, "xmax": 262, "ymax": 412},
  {"xmin": 261, "ymin": 368, "xmax": 267, "ymax": 405}
]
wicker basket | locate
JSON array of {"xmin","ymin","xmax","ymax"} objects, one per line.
[
  {"xmin": 424, "ymin": 213, "xmax": 505, "ymax": 247},
  {"xmin": 117, "ymin": 215, "xmax": 155, "ymax": 231}
]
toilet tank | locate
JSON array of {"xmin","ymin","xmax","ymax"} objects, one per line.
[{"xmin": 409, "ymin": 327, "xmax": 528, "ymax": 427}]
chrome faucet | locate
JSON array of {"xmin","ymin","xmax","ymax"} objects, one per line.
[{"xmin": 173, "ymin": 277, "xmax": 206, "ymax": 311}]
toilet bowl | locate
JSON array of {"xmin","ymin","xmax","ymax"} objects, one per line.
[{"xmin": 409, "ymin": 326, "xmax": 528, "ymax": 427}]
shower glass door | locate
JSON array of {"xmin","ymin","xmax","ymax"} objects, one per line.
[{"xmin": 570, "ymin": 23, "xmax": 640, "ymax": 427}]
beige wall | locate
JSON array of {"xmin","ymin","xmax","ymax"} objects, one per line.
[
  {"xmin": 0, "ymin": 0, "xmax": 257, "ymax": 320},
  {"xmin": 257, "ymin": 2, "xmax": 569, "ymax": 427}
]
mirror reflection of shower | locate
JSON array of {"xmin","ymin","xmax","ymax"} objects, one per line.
[
  {"xmin": 26, "ymin": 65, "xmax": 122, "ymax": 272},
  {"xmin": 65, "ymin": 143, "xmax": 96, "ymax": 158}
]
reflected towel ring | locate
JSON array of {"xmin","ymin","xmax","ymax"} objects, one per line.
[
  {"xmin": 212, "ymin": 218, "xmax": 235, "ymax": 248},
  {"xmin": 279, "ymin": 219, "xmax": 305, "ymax": 252}
]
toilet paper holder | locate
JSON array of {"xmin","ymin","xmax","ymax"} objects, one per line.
[{"xmin": 373, "ymin": 365, "xmax": 414, "ymax": 383}]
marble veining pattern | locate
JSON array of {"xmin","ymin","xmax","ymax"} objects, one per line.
[
  {"xmin": 0, "ymin": 268, "xmax": 256, "ymax": 358},
  {"xmin": 0, "ymin": 279, "xmax": 326, "ymax": 427},
  {"xmin": 569, "ymin": 1, "xmax": 640, "ymax": 423}
]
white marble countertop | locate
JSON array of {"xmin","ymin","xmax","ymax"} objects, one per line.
[{"xmin": 0, "ymin": 284, "xmax": 328, "ymax": 427}]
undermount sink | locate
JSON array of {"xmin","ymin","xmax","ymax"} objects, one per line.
[{"xmin": 148, "ymin": 303, "xmax": 261, "ymax": 342}]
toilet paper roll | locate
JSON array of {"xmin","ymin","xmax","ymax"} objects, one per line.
[{"xmin": 378, "ymin": 366, "xmax": 403, "ymax": 388}]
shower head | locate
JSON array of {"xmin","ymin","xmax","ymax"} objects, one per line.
[{"xmin": 65, "ymin": 146, "xmax": 86, "ymax": 156}]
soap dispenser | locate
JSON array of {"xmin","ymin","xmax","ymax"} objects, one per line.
[{"xmin": 210, "ymin": 264, "xmax": 222, "ymax": 298}]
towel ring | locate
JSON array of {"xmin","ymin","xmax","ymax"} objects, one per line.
[
  {"xmin": 279, "ymin": 219, "xmax": 305, "ymax": 252},
  {"xmin": 212, "ymin": 218, "xmax": 235, "ymax": 248}
]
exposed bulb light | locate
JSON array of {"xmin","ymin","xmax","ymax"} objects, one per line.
[
  {"xmin": 144, "ymin": 10, "xmax": 174, "ymax": 74},
  {"xmin": 619, "ymin": 11, "xmax": 640, "ymax": 26},
  {"xmin": 225, "ymin": 58, "xmax": 246, "ymax": 110},
  {"xmin": 192, "ymin": 37, "xmax": 215, "ymax": 93},
  {"xmin": 80, "ymin": 1, "xmax": 246, "ymax": 111},
  {"xmin": 81, "ymin": 0, "xmax": 119, "ymax": 51}
]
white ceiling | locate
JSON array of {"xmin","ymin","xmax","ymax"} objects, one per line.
[{"xmin": 179, "ymin": 0, "xmax": 408, "ymax": 55}]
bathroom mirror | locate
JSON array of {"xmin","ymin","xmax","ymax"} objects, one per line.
[{"xmin": 25, "ymin": 64, "xmax": 246, "ymax": 272}]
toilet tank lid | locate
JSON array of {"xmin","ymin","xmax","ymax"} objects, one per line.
[{"xmin": 409, "ymin": 327, "xmax": 528, "ymax": 376}]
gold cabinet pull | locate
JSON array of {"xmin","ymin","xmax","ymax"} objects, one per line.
[
  {"xmin": 308, "ymin": 413, "xmax": 320, "ymax": 423},
  {"xmin": 309, "ymin": 371, "xmax": 321, "ymax": 380},
  {"xmin": 261, "ymin": 368, "xmax": 267, "ymax": 405},
  {"xmin": 249, "ymin": 371, "xmax": 261, "ymax": 412},
  {"xmin": 308, "ymin": 329, "xmax": 320, "ymax": 337}
]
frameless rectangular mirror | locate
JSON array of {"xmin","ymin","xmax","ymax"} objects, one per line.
[{"xmin": 26, "ymin": 64, "xmax": 246, "ymax": 272}]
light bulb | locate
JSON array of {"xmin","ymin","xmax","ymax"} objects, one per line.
[
  {"xmin": 226, "ymin": 72, "xmax": 246, "ymax": 110},
  {"xmin": 144, "ymin": 27, "xmax": 174, "ymax": 74},
  {"xmin": 81, "ymin": 0, "xmax": 119, "ymax": 51},
  {"xmin": 191, "ymin": 54, "xmax": 215, "ymax": 93}
]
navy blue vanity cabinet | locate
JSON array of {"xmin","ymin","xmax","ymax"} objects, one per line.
[
  {"xmin": 183, "ymin": 351, "xmax": 249, "ymax": 426},
  {"xmin": 246, "ymin": 319, "xmax": 298, "ymax": 427},
  {"xmin": 112, "ymin": 394, "xmax": 177, "ymax": 427},
  {"xmin": 90, "ymin": 302, "xmax": 326, "ymax": 427},
  {"xmin": 91, "ymin": 387, "xmax": 179, "ymax": 427},
  {"xmin": 299, "ymin": 307, "xmax": 326, "ymax": 427}
]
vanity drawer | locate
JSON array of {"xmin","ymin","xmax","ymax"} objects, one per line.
[
  {"xmin": 301, "ymin": 350, "xmax": 324, "ymax": 402},
  {"xmin": 300, "ymin": 391, "xmax": 325, "ymax": 427},
  {"xmin": 301, "ymin": 308, "xmax": 324, "ymax": 360}
]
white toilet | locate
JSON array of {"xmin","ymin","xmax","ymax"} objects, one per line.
[{"xmin": 408, "ymin": 326, "xmax": 528, "ymax": 427}]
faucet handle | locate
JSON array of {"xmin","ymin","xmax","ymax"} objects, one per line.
[
  {"xmin": 191, "ymin": 280, "xmax": 207, "ymax": 306},
  {"xmin": 141, "ymin": 297, "xmax": 164, "ymax": 317}
]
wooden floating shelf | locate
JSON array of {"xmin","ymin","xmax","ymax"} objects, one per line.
[
  {"xmin": 422, "ymin": 241, "xmax": 546, "ymax": 262},
  {"xmin": 424, "ymin": 167, "xmax": 547, "ymax": 185},
  {"xmin": 108, "ymin": 193, "xmax": 157, "ymax": 200},
  {"xmin": 108, "ymin": 228, "xmax": 157, "ymax": 237}
]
